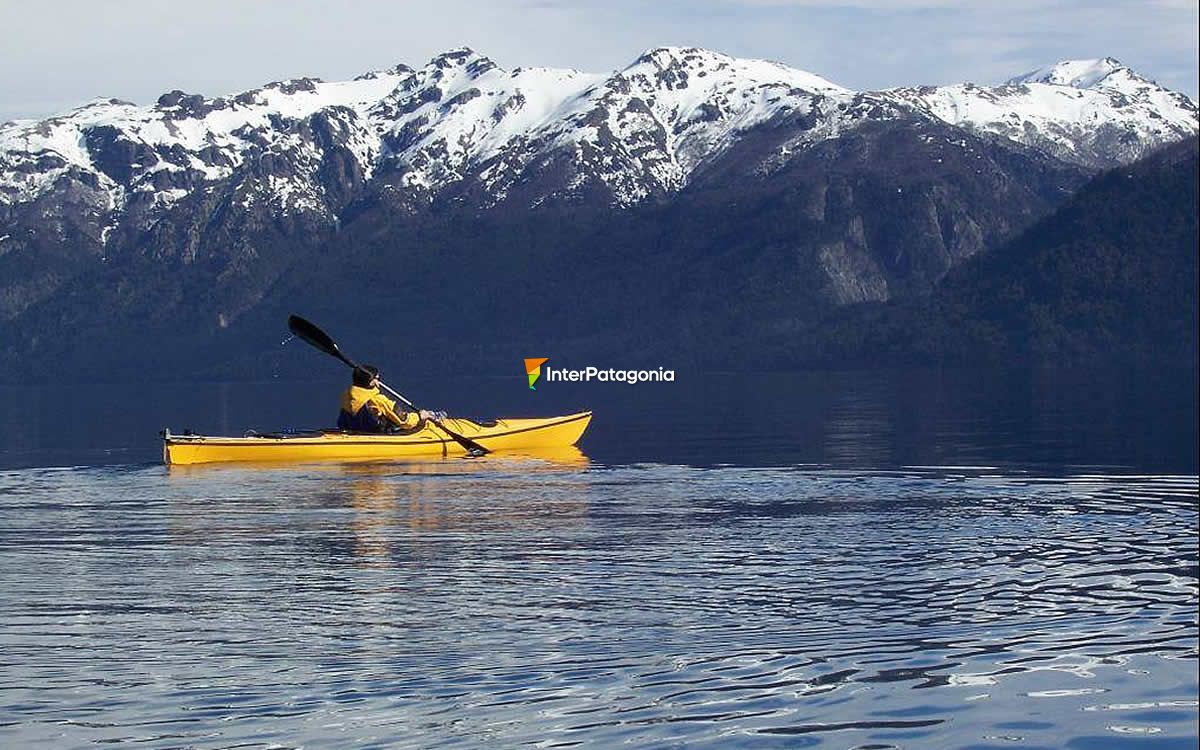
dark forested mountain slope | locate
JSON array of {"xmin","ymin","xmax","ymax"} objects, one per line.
[{"xmin": 769, "ymin": 138, "xmax": 1199, "ymax": 367}]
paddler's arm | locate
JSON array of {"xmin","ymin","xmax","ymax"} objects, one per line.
[{"xmin": 370, "ymin": 393, "xmax": 420, "ymax": 429}]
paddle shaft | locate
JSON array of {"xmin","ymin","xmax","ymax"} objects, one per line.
[{"xmin": 374, "ymin": 380, "xmax": 417, "ymax": 414}]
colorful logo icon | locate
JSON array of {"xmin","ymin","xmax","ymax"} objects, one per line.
[{"xmin": 524, "ymin": 358, "xmax": 549, "ymax": 390}]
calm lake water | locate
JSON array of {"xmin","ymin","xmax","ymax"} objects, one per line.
[{"xmin": 0, "ymin": 368, "xmax": 1197, "ymax": 748}]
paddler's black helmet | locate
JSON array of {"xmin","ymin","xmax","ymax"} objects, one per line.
[{"xmin": 352, "ymin": 365, "xmax": 380, "ymax": 387}]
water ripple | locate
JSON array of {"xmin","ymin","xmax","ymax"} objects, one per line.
[{"xmin": 0, "ymin": 464, "xmax": 1196, "ymax": 748}]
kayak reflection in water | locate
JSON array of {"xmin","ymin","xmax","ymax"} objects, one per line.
[{"xmin": 336, "ymin": 365, "xmax": 435, "ymax": 433}]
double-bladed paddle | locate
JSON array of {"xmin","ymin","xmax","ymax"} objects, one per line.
[{"xmin": 287, "ymin": 314, "xmax": 488, "ymax": 457}]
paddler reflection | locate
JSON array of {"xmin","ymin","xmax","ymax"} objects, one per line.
[{"xmin": 345, "ymin": 449, "xmax": 592, "ymax": 567}]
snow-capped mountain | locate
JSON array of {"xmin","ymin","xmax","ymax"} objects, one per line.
[
  {"xmin": 457, "ymin": 47, "xmax": 850, "ymax": 204},
  {"xmin": 890, "ymin": 57, "xmax": 1197, "ymax": 169}
]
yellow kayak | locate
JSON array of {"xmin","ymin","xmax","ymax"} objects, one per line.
[{"xmin": 162, "ymin": 411, "xmax": 592, "ymax": 465}]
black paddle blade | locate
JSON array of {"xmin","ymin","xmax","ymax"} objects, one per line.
[{"xmin": 288, "ymin": 315, "xmax": 356, "ymax": 368}]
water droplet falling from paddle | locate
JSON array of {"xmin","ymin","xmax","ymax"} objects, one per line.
[{"xmin": 273, "ymin": 335, "xmax": 296, "ymax": 377}]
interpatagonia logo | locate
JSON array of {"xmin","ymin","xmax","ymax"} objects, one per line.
[
  {"xmin": 524, "ymin": 358, "xmax": 675, "ymax": 388},
  {"xmin": 524, "ymin": 358, "xmax": 549, "ymax": 390}
]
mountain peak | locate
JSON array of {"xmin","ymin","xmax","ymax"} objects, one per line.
[
  {"xmin": 262, "ymin": 77, "xmax": 324, "ymax": 95},
  {"xmin": 428, "ymin": 47, "xmax": 485, "ymax": 66},
  {"xmin": 1007, "ymin": 57, "xmax": 1138, "ymax": 90},
  {"xmin": 355, "ymin": 63, "xmax": 414, "ymax": 81},
  {"xmin": 632, "ymin": 46, "xmax": 730, "ymax": 68},
  {"xmin": 621, "ymin": 46, "xmax": 844, "ymax": 96},
  {"xmin": 421, "ymin": 47, "xmax": 498, "ymax": 81}
]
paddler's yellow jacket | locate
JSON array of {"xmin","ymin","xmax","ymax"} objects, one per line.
[{"xmin": 337, "ymin": 385, "xmax": 420, "ymax": 432}]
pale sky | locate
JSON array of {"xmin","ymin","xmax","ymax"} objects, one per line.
[{"xmin": 1, "ymin": 0, "xmax": 1197, "ymax": 122}]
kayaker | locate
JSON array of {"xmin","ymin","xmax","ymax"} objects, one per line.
[{"xmin": 337, "ymin": 365, "xmax": 425, "ymax": 433}]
